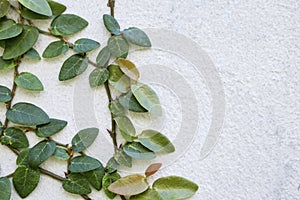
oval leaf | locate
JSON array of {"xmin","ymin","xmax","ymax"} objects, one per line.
[
  {"xmin": 82, "ymin": 166, "xmax": 105, "ymax": 191},
  {"xmin": 59, "ymin": 54, "xmax": 88, "ymax": 81},
  {"xmin": 118, "ymin": 92, "xmax": 147, "ymax": 113},
  {"xmin": 15, "ymin": 72, "xmax": 44, "ymax": 91},
  {"xmin": 18, "ymin": 0, "xmax": 52, "ymax": 16},
  {"xmin": 1, "ymin": 127, "xmax": 29, "ymax": 149},
  {"xmin": 96, "ymin": 46, "xmax": 111, "ymax": 67},
  {"xmin": 0, "ymin": 0, "xmax": 10, "ymax": 18},
  {"xmin": 114, "ymin": 116, "xmax": 136, "ymax": 142},
  {"xmin": 123, "ymin": 142, "xmax": 156, "ymax": 159},
  {"xmin": 53, "ymin": 147, "xmax": 69, "ymax": 160},
  {"xmin": 123, "ymin": 27, "xmax": 151, "ymax": 47},
  {"xmin": 103, "ymin": 14, "xmax": 120, "ymax": 35},
  {"xmin": 50, "ymin": 14, "xmax": 88, "ymax": 36},
  {"xmin": 89, "ymin": 68, "xmax": 109, "ymax": 88},
  {"xmin": 71, "ymin": 128, "xmax": 99, "ymax": 152},
  {"xmin": 0, "ymin": 19, "xmax": 23, "ymax": 40},
  {"xmin": 42, "ymin": 40, "xmax": 69, "ymax": 58},
  {"xmin": 152, "ymin": 176, "xmax": 198, "ymax": 200},
  {"xmin": 145, "ymin": 163, "xmax": 162, "ymax": 177},
  {"xmin": 102, "ymin": 172, "xmax": 121, "ymax": 199},
  {"xmin": 36, "ymin": 118, "xmax": 67, "ymax": 137},
  {"xmin": 130, "ymin": 189, "xmax": 163, "ymax": 200},
  {"xmin": 0, "ymin": 57, "xmax": 17, "ymax": 71},
  {"xmin": 0, "ymin": 177, "xmax": 11, "ymax": 200},
  {"xmin": 117, "ymin": 58, "xmax": 140, "ymax": 80},
  {"xmin": 28, "ymin": 140, "xmax": 56, "ymax": 168},
  {"xmin": 138, "ymin": 130, "xmax": 175, "ymax": 153},
  {"xmin": 25, "ymin": 48, "xmax": 41, "ymax": 60},
  {"xmin": 13, "ymin": 166, "xmax": 40, "ymax": 198},
  {"xmin": 105, "ymin": 157, "xmax": 119, "ymax": 174},
  {"xmin": 108, "ymin": 35, "xmax": 129, "ymax": 58},
  {"xmin": 109, "ymin": 100, "xmax": 125, "ymax": 116},
  {"xmin": 108, "ymin": 174, "xmax": 148, "ymax": 196},
  {"xmin": 0, "ymin": 85, "xmax": 12, "ymax": 102},
  {"xmin": 114, "ymin": 149, "xmax": 132, "ymax": 168},
  {"xmin": 108, "ymin": 64, "xmax": 131, "ymax": 93},
  {"xmin": 63, "ymin": 173, "xmax": 91, "ymax": 195},
  {"xmin": 20, "ymin": 7, "xmax": 49, "ymax": 20},
  {"xmin": 68, "ymin": 155, "xmax": 101, "ymax": 173},
  {"xmin": 3, "ymin": 25, "xmax": 39, "ymax": 60},
  {"xmin": 73, "ymin": 38, "xmax": 100, "ymax": 53},
  {"xmin": 17, "ymin": 149, "xmax": 30, "ymax": 167},
  {"xmin": 6, "ymin": 102, "xmax": 50, "ymax": 126},
  {"xmin": 48, "ymin": 1, "xmax": 66, "ymax": 16}
]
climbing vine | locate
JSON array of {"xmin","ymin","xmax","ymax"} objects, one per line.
[{"xmin": 0, "ymin": 0, "xmax": 198, "ymax": 199}]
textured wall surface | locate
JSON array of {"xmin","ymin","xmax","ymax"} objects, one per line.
[{"xmin": 0, "ymin": 0, "xmax": 299, "ymax": 199}]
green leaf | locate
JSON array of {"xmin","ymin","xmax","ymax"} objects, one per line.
[
  {"xmin": 59, "ymin": 54, "xmax": 88, "ymax": 81},
  {"xmin": 0, "ymin": 19, "xmax": 23, "ymax": 40},
  {"xmin": 82, "ymin": 166, "xmax": 105, "ymax": 191},
  {"xmin": 108, "ymin": 174, "xmax": 148, "ymax": 196},
  {"xmin": 89, "ymin": 68, "xmax": 109, "ymax": 88},
  {"xmin": 18, "ymin": 0, "xmax": 52, "ymax": 16},
  {"xmin": 6, "ymin": 102, "xmax": 50, "ymax": 126},
  {"xmin": 71, "ymin": 128, "xmax": 99, "ymax": 152},
  {"xmin": 14, "ymin": 72, "xmax": 44, "ymax": 91},
  {"xmin": 130, "ymin": 189, "xmax": 163, "ymax": 200},
  {"xmin": 96, "ymin": 46, "xmax": 111, "ymax": 67},
  {"xmin": 108, "ymin": 35, "xmax": 129, "ymax": 58},
  {"xmin": 152, "ymin": 176, "xmax": 198, "ymax": 200},
  {"xmin": 25, "ymin": 48, "xmax": 41, "ymax": 60},
  {"xmin": 114, "ymin": 116, "xmax": 136, "ymax": 142},
  {"xmin": 109, "ymin": 100, "xmax": 125, "ymax": 116},
  {"xmin": 102, "ymin": 172, "xmax": 121, "ymax": 199},
  {"xmin": 68, "ymin": 155, "xmax": 101, "ymax": 173},
  {"xmin": 117, "ymin": 58, "xmax": 140, "ymax": 80},
  {"xmin": 0, "ymin": 57, "xmax": 17, "ymax": 71},
  {"xmin": 73, "ymin": 38, "xmax": 100, "ymax": 53},
  {"xmin": 103, "ymin": 14, "xmax": 120, "ymax": 35},
  {"xmin": 138, "ymin": 130, "xmax": 175, "ymax": 153},
  {"xmin": 17, "ymin": 149, "xmax": 30, "ymax": 166},
  {"xmin": 53, "ymin": 147, "xmax": 69, "ymax": 160},
  {"xmin": 20, "ymin": 7, "xmax": 49, "ymax": 20},
  {"xmin": 28, "ymin": 140, "xmax": 56, "ymax": 168},
  {"xmin": 48, "ymin": 1, "xmax": 66, "ymax": 16},
  {"xmin": 131, "ymin": 83, "xmax": 162, "ymax": 116},
  {"xmin": 62, "ymin": 173, "xmax": 91, "ymax": 195},
  {"xmin": 36, "ymin": 118, "xmax": 67, "ymax": 137},
  {"xmin": 123, "ymin": 27, "xmax": 151, "ymax": 47},
  {"xmin": 123, "ymin": 142, "xmax": 156, "ymax": 159},
  {"xmin": 50, "ymin": 14, "xmax": 88, "ymax": 36},
  {"xmin": 114, "ymin": 149, "xmax": 132, "ymax": 168},
  {"xmin": 0, "ymin": 177, "xmax": 11, "ymax": 200},
  {"xmin": 108, "ymin": 64, "xmax": 130, "ymax": 93},
  {"xmin": 0, "ymin": 0, "xmax": 10, "ymax": 18},
  {"xmin": 145, "ymin": 163, "xmax": 162, "ymax": 177},
  {"xmin": 3, "ymin": 25, "xmax": 39, "ymax": 60},
  {"xmin": 1, "ymin": 127, "xmax": 29, "ymax": 148},
  {"xmin": 105, "ymin": 157, "xmax": 119, "ymax": 174},
  {"xmin": 42, "ymin": 40, "xmax": 69, "ymax": 58},
  {"xmin": 118, "ymin": 92, "xmax": 147, "ymax": 113},
  {"xmin": 0, "ymin": 85, "xmax": 11, "ymax": 102},
  {"xmin": 13, "ymin": 166, "xmax": 40, "ymax": 198}
]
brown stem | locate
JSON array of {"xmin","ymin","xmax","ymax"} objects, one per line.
[
  {"xmin": 39, "ymin": 168, "xmax": 65, "ymax": 182},
  {"xmin": 107, "ymin": 0, "xmax": 115, "ymax": 17}
]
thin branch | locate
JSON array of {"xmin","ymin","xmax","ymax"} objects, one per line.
[{"xmin": 39, "ymin": 168, "xmax": 65, "ymax": 182}]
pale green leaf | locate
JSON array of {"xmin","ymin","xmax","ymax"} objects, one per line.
[
  {"xmin": 102, "ymin": 172, "xmax": 121, "ymax": 199},
  {"xmin": 0, "ymin": 0, "xmax": 10, "ymax": 18},
  {"xmin": 63, "ymin": 173, "xmax": 91, "ymax": 195},
  {"xmin": 73, "ymin": 38, "xmax": 100, "ymax": 53},
  {"xmin": 71, "ymin": 128, "xmax": 99, "ymax": 152},
  {"xmin": 36, "ymin": 118, "xmax": 67, "ymax": 137},
  {"xmin": 0, "ymin": 85, "xmax": 11, "ymax": 102},
  {"xmin": 89, "ymin": 68, "xmax": 109, "ymax": 88},
  {"xmin": 18, "ymin": 0, "xmax": 52, "ymax": 16},
  {"xmin": 130, "ymin": 189, "xmax": 163, "ymax": 200},
  {"xmin": 109, "ymin": 100, "xmax": 125, "ymax": 116},
  {"xmin": 108, "ymin": 35, "xmax": 129, "ymax": 58},
  {"xmin": 1, "ymin": 127, "xmax": 29, "ymax": 148},
  {"xmin": 51, "ymin": 14, "xmax": 88, "ymax": 36},
  {"xmin": 118, "ymin": 92, "xmax": 147, "ymax": 113},
  {"xmin": 114, "ymin": 149, "xmax": 132, "ymax": 168},
  {"xmin": 59, "ymin": 54, "xmax": 88, "ymax": 81},
  {"xmin": 0, "ymin": 177, "xmax": 11, "ymax": 200},
  {"xmin": 96, "ymin": 46, "xmax": 111, "ymax": 67},
  {"xmin": 42, "ymin": 40, "xmax": 69, "ymax": 58},
  {"xmin": 123, "ymin": 142, "xmax": 156, "ymax": 159},
  {"xmin": 103, "ymin": 14, "xmax": 120, "ymax": 35},
  {"xmin": 68, "ymin": 155, "xmax": 101, "ymax": 173},
  {"xmin": 15, "ymin": 72, "xmax": 44, "ymax": 91},
  {"xmin": 123, "ymin": 27, "xmax": 151, "ymax": 47},
  {"xmin": 108, "ymin": 64, "xmax": 130, "ymax": 93},
  {"xmin": 28, "ymin": 140, "xmax": 56, "ymax": 168},
  {"xmin": 53, "ymin": 147, "xmax": 69, "ymax": 160},
  {"xmin": 0, "ymin": 19, "xmax": 23, "ymax": 40},
  {"xmin": 114, "ymin": 116, "xmax": 136, "ymax": 142}
]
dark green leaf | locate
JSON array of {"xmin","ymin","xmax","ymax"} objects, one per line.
[
  {"xmin": 82, "ymin": 165, "xmax": 105, "ymax": 191},
  {"xmin": 14, "ymin": 72, "xmax": 44, "ymax": 91},
  {"xmin": 152, "ymin": 176, "xmax": 198, "ymax": 199},
  {"xmin": 105, "ymin": 157, "xmax": 119, "ymax": 174},
  {"xmin": 59, "ymin": 54, "xmax": 88, "ymax": 81},
  {"xmin": 13, "ymin": 166, "xmax": 40, "ymax": 198},
  {"xmin": 103, "ymin": 14, "xmax": 120, "ymax": 35},
  {"xmin": 108, "ymin": 35, "xmax": 129, "ymax": 58},
  {"xmin": 108, "ymin": 64, "xmax": 130, "ymax": 93},
  {"xmin": 1, "ymin": 127, "xmax": 29, "ymax": 148},
  {"xmin": 131, "ymin": 83, "xmax": 162, "ymax": 116},
  {"xmin": 108, "ymin": 174, "xmax": 148, "ymax": 196},
  {"xmin": 53, "ymin": 147, "xmax": 69, "ymax": 160},
  {"xmin": 102, "ymin": 172, "xmax": 121, "ymax": 199},
  {"xmin": 96, "ymin": 46, "xmax": 111, "ymax": 67},
  {"xmin": 25, "ymin": 48, "xmax": 41, "ymax": 60},
  {"xmin": 16, "ymin": 149, "xmax": 30, "ymax": 166},
  {"xmin": 0, "ymin": 85, "xmax": 11, "ymax": 102},
  {"xmin": 0, "ymin": 19, "xmax": 23, "ymax": 40},
  {"xmin": 114, "ymin": 116, "xmax": 136, "ymax": 142},
  {"xmin": 68, "ymin": 155, "xmax": 101, "ymax": 173},
  {"xmin": 117, "ymin": 58, "xmax": 140, "ymax": 80},
  {"xmin": 123, "ymin": 27, "xmax": 151, "ymax": 47},
  {"xmin": 89, "ymin": 68, "xmax": 109, "ymax": 88},
  {"xmin": 109, "ymin": 100, "xmax": 125, "ymax": 116},
  {"xmin": 71, "ymin": 128, "xmax": 99, "ymax": 152},
  {"xmin": 36, "ymin": 118, "xmax": 67, "ymax": 137},
  {"xmin": 6, "ymin": 102, "xmax": 50, "ymax": 126},
  {"xmin": 130, "ymin": 189, "xmax": 163, "ymax": 200},
  {"xmin": 0, "ymin": 0, "xmax": 10, "ymax": 18},
  {"xmin": 3, "ymin": 25, "xmax": 39, "ymax": 60},
  {"xmin": 51, "ymin": 14, "xmax": 88, "ymax": 36},
  {"xmin": 73, "ymin": 38, "xmax": 100, "ymax": 53},
  {"xmin": 48, "ymin": 1, "xmax": 66, "ymax": 16},
  {"xmin": 18, "ymin": 0, "xmax": 52, "ymax": 16},
  {"xmin": 123, "ymin": 142, "xmax": 156, "ymax": 159},
  {"xmin": 138, "ymin": 130, "xmax": 175, "ymax": 153},
  {"xmin": 62, "ymin": 173, "xmax": 91, "ymax": 195},
  {"xmin": 0, "ymin": 57, "xmax": 17, "ymax": 70},
  {"xmin": 42, "ymin": 40, "xmax": 69, "ymax": 58},
  {"xmin": 0, "ymin": 177, "xmax": 11, "ymax": 200},
  {"xmin": 28, "ymin": 140, "xmax": 56, "ymax": 168},
  {"xmin": 20, "ymin": 7, "xmax": 49, "ymax": 20},
  {"xmin": 114, "ymin": 149, "xmax": 132, "ymax": 168},
  {"xmin": 118, "ymin": 92, "xmax": 147, "ymax": 113}
]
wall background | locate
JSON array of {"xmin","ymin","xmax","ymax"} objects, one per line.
[{"xmin": 0, "ymin": 0, "xmax": 299, "ymax": 199}]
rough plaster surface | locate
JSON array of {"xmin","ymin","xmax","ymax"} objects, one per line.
[{"xmin": 0, "ymin": 0, "xmax": 299, "ymax": 199}]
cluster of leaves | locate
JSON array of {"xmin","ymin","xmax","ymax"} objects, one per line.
[{"xmin": 0, "ymin": 0, "xmax": 198, "ymax": 199}]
